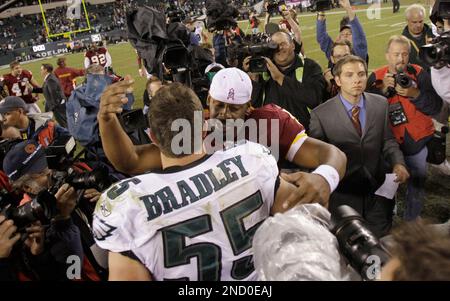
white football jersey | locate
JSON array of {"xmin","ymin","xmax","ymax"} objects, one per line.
[{"xmin": 93, "ymin": 141, "xmax": 279, "ymax": 281}]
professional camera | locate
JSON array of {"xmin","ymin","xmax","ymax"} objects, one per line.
[
  {"xmin": 45, "ymin": 136, "xmax": 112, "ymax": 196},
  {"xmin": 166, "ymin": 6, "xmax": 186, "ymax": 23},
  {"xmin": 309, "ymin": 0, "xmax": 332, "ymax": 12},
  {"xmin": 0, "ymin": 190, "xmax": 56, "ymax": 230},
  {"xmin": 267, "ymin": 0, "xmax": 285, "ymax": 15},
  {"xmin": 118, "ymin": 109, "xmax": 149, "ymax": 134},
  {"xmin": 394, "ymin": 72, "xmax": 413, "ymax": 88},
  {"xmin": 205, "ymin": 0, "xmax": 239, "ymax": 32},
  {"xmin": 229, "ymin": 33, "xmax": 278, "ymax": 72},
  {"xmin": 330, "ymin": 205, "xmax": 390, "ymax": 280},
  {"xmin": 420, "ymin": 32, "xmax": 450, "ymax": 69}
]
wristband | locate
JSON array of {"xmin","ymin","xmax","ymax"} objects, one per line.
[{"xmin": 312, "ymin": 164, "xmax": 339, "ymax": 193}]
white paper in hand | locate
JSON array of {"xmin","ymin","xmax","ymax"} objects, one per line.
[{"xmin": 374, "ymin": 173, "xmax": 399, "ymax": 199}]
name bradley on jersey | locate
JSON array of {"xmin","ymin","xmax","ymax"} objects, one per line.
[{"xmin": 140, "ymin": 155, "xmax": 250, "ymax": 221}]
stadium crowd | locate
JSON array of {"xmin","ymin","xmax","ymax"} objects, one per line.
[{"xmin": 0, "ymin": 0, "xmax": 449, "ymax": 282}]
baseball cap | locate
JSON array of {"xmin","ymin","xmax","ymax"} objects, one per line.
[
  {"xmin": 0, "ymin": 96, "xmax": 27, "ymax": 114},
  {"xmin": 340, "ymin": 24, "xmax": 352, "ymax": 32},
  {"xmin": 209, "ymin": 67, "xmax": 252, "ymax": 105},
  {"xmin": 3, "ymin": 140, "xmax": 48, "ymax": 181}
]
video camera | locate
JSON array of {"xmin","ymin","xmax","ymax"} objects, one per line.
[
  {"xmin": 166, "ymin": 4, "xmax": 186, "ymax": 23},
  {"xmin": 330, "ymin": 205, "xmax": 390, "ymax": 281},
  {"xmin": 228, "ymin": 33, "xmax": 278, "ymax": 73},
  {"xmin": 309, "ymin": 0, "xmax": 333, "ymax": 12},
  {"xmin": 420, "ymin": 32, "xmax": 450, "ymax": 69},
  {"xmin": 205, "ymin": 0, "xmax": 239, "ymax": 32}
]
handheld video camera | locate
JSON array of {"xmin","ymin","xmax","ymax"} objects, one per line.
[
  {"xmin": 205, "ymin": 0, "xmax": 239, "ymax": 32},
  {"xmin": 330, "ymin": 205, "xmax": 390, "ymax": 281},
  {"xmin": 420, "ymin": 32, "xmax": 450, "ymax": 69}
]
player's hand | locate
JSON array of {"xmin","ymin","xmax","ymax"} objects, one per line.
[
  {"xmin": 98, "ymin": 75, "xmax": 134, "ymax": 122},
  {"xmin": 339, "ymin": 0, "xmax": 351, "ymax": 9},
  {"xmin": 280, "ymin": 172, "xmax": 331, "ymax": 209},
  {"xmin": 138, "ymin": 68, "xmax": 146, "ymax": 77}
]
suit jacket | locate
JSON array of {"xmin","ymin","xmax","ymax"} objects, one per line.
[
  {"xmin": 309, "ymin": 92, "xmax": 405, "ymax": 194},
  {"xmin": 43, "ymin": 73, "xmax": 66, "ymax": 112}
]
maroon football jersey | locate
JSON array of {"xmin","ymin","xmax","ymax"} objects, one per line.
[
  {"xmin": 85, "ymin": 47, "xmax": 108, "ymax": 67},
  {"xmin": 247, "ymin": 104, "xmax": 306, "ymax": 162},
  {"xmin": 1, "ymin": 70, "xmax": 37, "ymax": 104}
]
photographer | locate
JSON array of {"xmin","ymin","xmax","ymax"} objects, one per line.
[
  {"xmin": 247, "ymin": 31, "xmax": 326, "ymax": 130},
  {"xmin": 316, "ymin": 0, "xmax": 368, "ymax": 67},
  {"xmin": 0, "ymin": 96, "xmax": 70, "ymax": 147},
  {"xmin": 367, "ymin": 35, "xmax": 443, "ymax": 221},
  {"xmin": 1, "ymin": 140, "xmax": 84, "ymax": 281},
  {"xmin": 2, "ymin": 139, "xmax": 108, "ymax": 280},
  {"xmin": 323, "ymin": 40, "xmax": 353, "ymax": 99},
  {"xmin": 264, "ymin": 2, "xmax": 304, "ymax": 55}
]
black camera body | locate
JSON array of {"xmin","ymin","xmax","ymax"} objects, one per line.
[
  {"xmin": 166, "ymin": 8, "xmax": 186, "ymax": 23},
  {"xmin": 309, "ymin": 0, "xmax": 332, "ymax": 12},
  {"xmin": 44, "ymin": 135, "xmax": 112, "ymax": 195},
  {"xmin": 236, "ymin": 37, "xmax": 279, "ymax": 73},
  {"xmin": 0, "ymin": 190, "xmax": 57, "ymax": 230},
  {"xmin": 267, "ymin": 0, "xmax": 285, "ymax": 15},
  {"xmin": 420, "ymin": 32, "xmax": 450, "ymax": 69},
  {"xmin": 118, "ymin": 109, "xmax": 149, "ymax": 134},
  {"xmin": 330, "ymin": 205, "xmax": 390, "ymax": 281},
  {"xmin": 394, "ymin": 72, "xmax": 413, "ymax": 88},
  {"xmin": 205, "ymin": 0, "xmax": 239, "ymax": 32}
]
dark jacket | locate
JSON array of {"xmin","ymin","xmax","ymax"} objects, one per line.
[
  {"xmin": 401, "ymin": 24, "xmax": 435, "ymax": 72},
  {"xmin": 309, "ymin": 92, "xmax": 405, "ymax": 195},
  {"xmin": 251, "ymin": 55, "xmax": 326, "ymax": 130},
  {"xmin": 0, "ymin": 218, "xmax": 83, "ymax": 281},
  {"xmin": 43, "ymin": 73, "xmax": 67, "ymax": 128}
]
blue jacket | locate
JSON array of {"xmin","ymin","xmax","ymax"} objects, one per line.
[{"xmin": 316, "ymin": 16, "xmax": 368, "ymax": 63}]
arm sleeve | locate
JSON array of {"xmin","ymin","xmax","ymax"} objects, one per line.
[
  {"xmin": 411, "ymin": 69, "xmax": 443, "ymax": 116},
  {"xmin": 316, "ymin": 19, "xmax": 333, "ymax": 60},
  {"xmin": 366, "ymin": 72, "xmax": 385, "ymax": 96},
  {"xmin": 105, "ymin": 51, "xmax": 112, "ymax": 68},
  {"xmin": 0, "ymin": 258, "xmax": 14, "ymax": 281},
  {"xmin": 250, "ymin": 78, "xmax": 265, "ymax": 107},
  {"xmin": 46, "ymin": 218, "xmax": 84, "ymax": 264},
  {"xmin": 349, "ymin": 16, "xmax": 368, "ymax": 60},
  {"xmin": 308, "ymin": 110, "xmax": 326, "ymax": 141},
  {"xmin": 431, "ymin": 67, "xmax": 450, "ymax": 105},
  {"xmin": 72, "ymin": 68, "xmax": 85, "ymax": 77},
  {"xmin": 84, "ymin": 57, "xmax": 90, "ymax": 69}
]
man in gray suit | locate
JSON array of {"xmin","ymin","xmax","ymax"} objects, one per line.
[
  {"xmin": 41, "ymin": 63, "xmax": 67, "ymax": 128},
  {"xmin": 309, "ymin": 55, "xmax": 410, "ymax": 237}
]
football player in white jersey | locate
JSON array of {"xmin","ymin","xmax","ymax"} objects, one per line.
[{"xmin": 93, "ymin": 83, "xmax": 297, "ymax": 281}]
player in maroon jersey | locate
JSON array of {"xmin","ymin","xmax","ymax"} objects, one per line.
[
  {"xmin": 84, "ymin": 43, "xmax": 112, "ymax": 69},
  {"xmin": 0, "ymin": 61, "xmax": 41, "ymax": 114},
  {"xmin": 98, "ymin": 69, "xmax": 347, "ymax": 208}
]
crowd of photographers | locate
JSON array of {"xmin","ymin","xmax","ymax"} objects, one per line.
[{"xmin": 0, "ymin": 0, "xmax": 449, "ymax": 281}]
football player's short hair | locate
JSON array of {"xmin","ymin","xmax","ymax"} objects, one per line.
[
  {"xmin": 9, "ymin": 60, "xmax": 20, "ymax": 69},
  {"xmin": 148, "ymin": 82, "xmax": 204, "ymax": 158}
]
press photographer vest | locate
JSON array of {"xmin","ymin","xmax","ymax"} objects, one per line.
[{"xmin": 373, "ymin": 65, "xmax": 434, "ymax": 144}]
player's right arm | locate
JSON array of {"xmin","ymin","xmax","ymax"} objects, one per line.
[
  {"xmin": 84, "ymin": 57, "xmax": 90, "ymax": 69},
  {"xmin": 108, "ymin": 252, "xmax": 152, "ymax": 281},
  {"xmin": 98, "ymin": 77, "xmax": 162, "ymax": 174}
]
